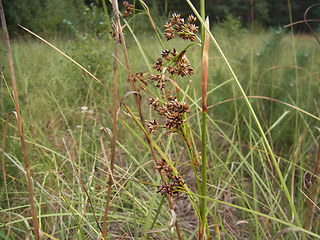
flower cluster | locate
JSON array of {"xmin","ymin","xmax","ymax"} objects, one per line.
[
  {"xmin": 164, "ymin": 13, "xmax": 198, "ymax": 41},
  {"xmin": 149, "ymin": 74, "xmax": 169, "ymax": 90},
  {"xmin": 153, "ymin": 49, "xmax": 194, "ymax": 77},
  {"xmin": 122, "ymin": 1, "xmax": 134, "ymax": 18},
  {"xmin": 155, "ymin": 158, "xmax": 184, "ymax": 196},
  {"xmin": 148, "ymin": 96, "xmax": 189, "ymax": 133},
  {"xmin": 141, "ymin": 13, "xmax": 196, "ymax": 198},
  {"xmin": 147, "ymin": 119, "xmax": 159, "ymax": 134}
]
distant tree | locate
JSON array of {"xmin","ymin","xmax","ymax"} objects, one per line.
[
  {"xmin": 3, "ymin": 0, "xmax": 87, "ymax": 37},
  {"xmin": 3, "ymin": 0, "xmax": 44, "ymax": 36}
]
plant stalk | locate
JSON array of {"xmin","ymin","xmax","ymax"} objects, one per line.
[{"xmin": 199, "ymin": 15, "xmax": 209, "ymax": 240}]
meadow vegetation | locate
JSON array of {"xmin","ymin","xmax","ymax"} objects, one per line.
[{"xmin": 1, "ymin": 1, "xmax": 320, "ymax": 239}]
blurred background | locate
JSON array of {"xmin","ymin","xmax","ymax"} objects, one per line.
[{"xmin": 3, "ymin": 0, "xmax": 320, "ymax": 38}]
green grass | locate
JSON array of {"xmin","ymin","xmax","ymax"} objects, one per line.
[{"xmin": 1, "ymin": 12, "xmax": 320, "ymax": 239}]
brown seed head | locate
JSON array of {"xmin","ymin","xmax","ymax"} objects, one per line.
[
  {"xmin": 147, "ymin": 119, "xmax": 159, "ymax": 134},
  {"xmin": 153, "ymin": 58, "xmax": 163, "ymax": 72},
  {"xmin": 162, "ymin": 50, "xmax": 172, "ymax": 61},
  {"xmin": 149, "ymin": 97, "xmax": 159, "ymax": 109},
  {"xmin": 149, "ymin": 74, "xmax": 169, "ymax": 90},
  {"xmin": 164, "ymin": 27, "xmax": 175, "ymax": 41},
  {"xmin": 188, "ymin": 15, "xmax": 197, "ymax": 24},
  {"xmin": 170, "ymin": 13, "xmax": 181, "ymax": 25},
  {"xmin": 122, "ymin": 1, "xmax": 134, "ymax": 18}
]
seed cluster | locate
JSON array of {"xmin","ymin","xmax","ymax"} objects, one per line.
[
  {"xmin": 164, "ymin": 13, "xmax": 198, "ymax": 41},
  {"xmin": 149, "ymin": 74, "xmax": 169, "ymax": 90},
  {"xmin": 155, "ymin": 158, "xmax": 184, "ymax": 196},
  {"xmin": 148, "ymin": 96, "xmax": 189, "ymax": 132},
  {"xmin": 153, "ymin": 49, "xmax": 194, "ymax": 77},
  {"xmin": 122, "ymin": 1, "xmax": 134, "ymax": 18},
  {"xmin": 147, "ymin": 119, "xmax": 159, "ymax": 134}
]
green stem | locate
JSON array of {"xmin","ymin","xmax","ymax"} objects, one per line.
[
  {"xmin": 200, "ymin": 111, "xmax": 207, "ymax": 232},
  {"xmin": 199, "ymin": 0, "xmax": 208, "ymax": 239}
]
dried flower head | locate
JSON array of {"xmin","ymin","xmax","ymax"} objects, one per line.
[
  {"xmin": 149, "ymin": 97, "xmax": 159, "ymax": 110},
  {"xmin": 155, "ymin": 158, "xmax": 166, "ymax": 170},
  {"xmin": 152, "ymin": 49, "xmax": 194, "ymax": 78},
  {"xmin": 188, "ymin": 15, "xmax": 197, "ymax": 24},
  {"xmin": 153, "ymin": 97, "xmax": 189, "ymax": 131},
  {"xmin": 171, "ymin": 48, "xmax": 178, "ymax": 56},
  {"xmin": 110, "ymin": 23, "xmax": 123, "ymax": 43},
  {"xmin": 147, "ymin": 120, "xmax": 159, "ymax": 134},
  {"xmin": 153, "ymin": 58, "xmax": 163, "ymax": 72},
  {"xmin": 167, "ymin": 66, "xmax": 179, "ymax": 75},
  {"xmin": 171, "ymin": 175, "xmax": 185, "ymax": 187},
  {"xmin": 164, "ymin": 22, "xmax": 175, "ymax": 41},
  {"xmin": 156, "ymin": 175, "xmax": 185, "ymax": 196},
  {"xmin": 164, "ymin": 13, "xmax": 198, "ymax": 42},
  {"xmin": 176, "ymin": 55, "xmax": 194, "ymax": 77},
  {"xmin": 169, "ymin": 50, "xmax": 194, "ymax": 77},
  {"xmin": 157, "ymin": 182, "xmax": 174, "ymax": 195},
  {"xmin": 155, "ymin": 158, "xmax": 173, "ymax": 173},
  {"xmin": 170, "ymin": 13, "xmax": 181, "ymax": 25},
  {"xmin": 109, "ymin": 30, "xmax": 122, "ymax": 43},
  {"xmin": 122, "ymin": 1, "xmax": 134, "ymax": 18},
  {"xmin": 161, "ymin": 50, "xmax": 172, "ymax": 61},
  {"xmin": 149, "ymin": 74, "xmax": 169, "ymax": 90}
]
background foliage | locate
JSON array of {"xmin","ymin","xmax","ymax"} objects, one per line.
[{"xmin": 3, "ymin": 0, "xmax": 320, "ymax": 38}]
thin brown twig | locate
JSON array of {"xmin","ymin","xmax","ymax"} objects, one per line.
[
  {"xmin": 0, "ymin": 2, "xmax": 40, "ymax": 239},
  {"xmin": 284, "ymin": 19, "xmax": 320, "ymax": 28}
]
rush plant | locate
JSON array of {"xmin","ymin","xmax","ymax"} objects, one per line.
[{"xmin": 1, "ymin": 0, "xmax": 320, "ymax": 239}]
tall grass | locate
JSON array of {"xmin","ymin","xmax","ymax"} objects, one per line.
[{"xmin": 1, "ymin": 1, "xmax": 320, "ymax": 239}]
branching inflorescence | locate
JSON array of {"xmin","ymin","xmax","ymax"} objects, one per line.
[
  {"xmin": 134, "ymin": 13, "xmax": 199, "ymax": 196},
  {"xmin": 117, "ymin": 2, "xmax": 199, "ymax": 199}
]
